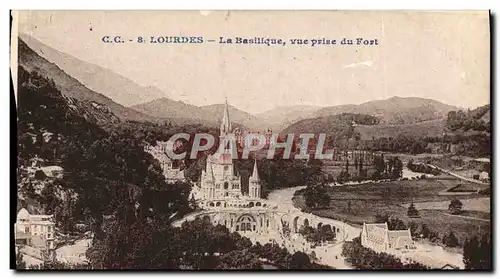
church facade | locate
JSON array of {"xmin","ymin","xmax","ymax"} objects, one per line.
[{"xmin": 361, "ymin": 222, "xmax": 416, "ymax": 253}]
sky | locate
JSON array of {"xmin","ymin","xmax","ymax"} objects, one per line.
[{"xmin": 16, "ymin": 11, "xmax": 490, "ymax": 114}]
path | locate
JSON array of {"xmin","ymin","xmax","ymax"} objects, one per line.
[
  {"xmin": 428, "ymin": 164, "xmax": 488, "ymax": 185},
  {"xmin": 439, "ymin": 212, "xmax": 490, "ymax": 222},
  {"xmin": 267, "ymin": 186, "xmax": 360, "ymax": 269},
  {"xmin": 55, "ymin": 238, "xmax": 91, "ymax": 265}
]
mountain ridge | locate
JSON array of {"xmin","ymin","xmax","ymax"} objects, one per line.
[
  {"xmin": 313, "ymin": 96, "xmax": 457, "ymax": 125},
  {"xmin": 17, "ymin": 38, "xmax": 158, "ymax": 124},
  {"xmin": 19, "ymin": 33, "xmax": 170, "ymax": 107}
]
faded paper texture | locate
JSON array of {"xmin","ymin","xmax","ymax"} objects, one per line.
[{"xmin": 12, "ymin": 11, "xmax": 491, "ymax": 271}]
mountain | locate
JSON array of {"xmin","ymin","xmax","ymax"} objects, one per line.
[
  {"xmin": 313, "ymin": 96, "xmax": 457, "ymax": 125},
  {"xmin": 256, "ymin": 105, "xmax": 322, "ymax": 132},
  {"xmin": 199, "ymin": 104, "xmax": 265, "ymax": 130},
  {"xmin": 281, "ymin": 113, "xmax": 380, "ymax": 148},
  {"xmin": 17, "ymin": 38, "xmax": 157, "ymax": 124},
  {"xmin": 19, "ymin": 33, "xmax": 169, "ymax": 107},
  {"xmin": 131, "ymin": 99, "xmax": 265, "ymax": 130}
]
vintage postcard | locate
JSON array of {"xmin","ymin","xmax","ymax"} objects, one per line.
[{"xmin": 11, "ymin": 10, "xmax": 491, "ymax": 270}]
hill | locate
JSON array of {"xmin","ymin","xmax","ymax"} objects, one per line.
[
  {"xmin": 256, "ymin": 105, "xmax": 322, "ymax": 132},
  {"xmin": 355, "ymin": 119, "xmax": 446, "ymax": 141},
  {"xmin": 17, "ymin": 38, "xmax": 157, "ymax": 124},
  {"xmin": 313, "ymin": 96, "xmax": 457, "ymax": 125},
  {"xmin": 19, "ymin": 33, "xmax": 169, "ymax": 107},
  {"xmin": 132, "ymin": 99, "xmax": 264, "ymax": 130},
  {"xmin": 446, "ymin": 104, "xmax": 490, "ymax": 132},
  {"xmin": 281, "ymin": 113, "xmax": 380, "ymax": 147}
]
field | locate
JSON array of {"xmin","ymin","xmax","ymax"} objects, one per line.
[
  {"xmin": 295, "ymin": 177, "xmax": 490, "ymax": 247},
  {"xmin": 401, "ymin": 197, "xmax": 490, "ymax": 213}
]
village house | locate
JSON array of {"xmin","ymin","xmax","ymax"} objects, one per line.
[
  {"xmin": 144, "ymin": 142, "xmax": 186, "ymax": 182},
  {"xmin": 361, "ymin": 222, "xmax": 416, "ymax": 253},
  {"xmin": 479, "ymin": 171, "xmax": 490, "ymax": 183},
  {"xmin": 15, "ymin": 208, "xmax": 56, "ymax": 261}
]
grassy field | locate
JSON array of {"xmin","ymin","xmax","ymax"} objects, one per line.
[{"xmin": 295, "ymin": 177, "xmax": 490, "ymax": 247}]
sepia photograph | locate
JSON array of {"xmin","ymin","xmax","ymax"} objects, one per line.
[{"xmin": 11, "ymin": 10, "xmax": 491, "ymax": 270}]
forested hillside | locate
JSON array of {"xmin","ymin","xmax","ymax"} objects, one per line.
[{"xmin": 16, "ymin": 64, "xmax": 326, "ymax": 270}]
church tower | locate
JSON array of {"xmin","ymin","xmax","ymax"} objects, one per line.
[
  {"xmin": 249, "ymin": 160, "xmax": 261, "ymax": 198},
  {"xmin": 201, "ymin": 159, "xmax": 215, "ymax": 199},
  {"xmin": 220, "ymin": 98, "xmax": 232, "ymax": 138}
]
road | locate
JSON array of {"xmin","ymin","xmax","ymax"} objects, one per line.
[
  {"xmin": 428, "ymin": 164, "xmax": 488, "ymax": 185},
  {"xmin": 267, "ymin": 186, "xmax": 360, "ymax": 269},
  {"xmin": 439, "ymin": 212, "xmax": 490, "ymax": 222}
]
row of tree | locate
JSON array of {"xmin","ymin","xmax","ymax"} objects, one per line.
[
  {"xmin": 407, "ymin": 159, "xmax": 440, "ymax": 175},
  {"xmin": 298, "ymin": 224, "xmax": 336, "ymax": 246}
]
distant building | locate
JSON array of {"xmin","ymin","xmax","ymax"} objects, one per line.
[
  {"xmin": 15, "ymin": 208, "xmax": 55, "ymax": 261},
  {"xmin": 479, "ymin": 171, "xmax": 490, "ymax": 183},
  {"xmin": 361, "ymin": 222, "xmax": 416, "ymax": 253},
  {"xmin": 144, "ymin": 141, "xmax": 186, "ymax": 182}
]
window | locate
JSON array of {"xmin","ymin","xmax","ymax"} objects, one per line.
[
  {"xmin": 25, "ymin": 227, "xmax": 29, "ymax": 233},
  {"xmin": 224, "ymin": 166, "xmax": 229, "ymax": 171}
]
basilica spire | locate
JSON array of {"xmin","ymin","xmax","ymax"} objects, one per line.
[
  {"xmin": 220, "ymin": 97, "xmax": 232, "ymax": 136},
  {"xmin": 250, "ymin": 160, "xmax": 260, "ymax": 182}
]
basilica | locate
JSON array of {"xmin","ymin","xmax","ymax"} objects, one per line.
[
  {"xmin": 196, "ymin": 99, "xmax": 261, "ymax": 200},
  {"xmin": 190, "ymin": 100, "xmax": 278, "ymax": 235}
]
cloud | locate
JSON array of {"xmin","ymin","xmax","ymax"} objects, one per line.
[{"xmin": 343, "ymin": 60, "xmax": 374, "ymax": 69}]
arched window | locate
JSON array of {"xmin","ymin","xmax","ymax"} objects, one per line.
[{"xmin": 224, "ymin": 182, "xmax": 229, "ymax": 189}]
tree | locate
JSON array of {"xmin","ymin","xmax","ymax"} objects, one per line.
[
  {"xmin": 442, "ymin": 231, "xmax": 459, "ymax": 248},
  {"xmin": 463, "ymin": 234, "xmax": 492, "ymax": 270},
  {"xmin": 407, "ymin": 159, "xmax": 414, "ymax": 169},
  {"xmin": 388, "ymin": 217, "xmax": 406, "ymax": 230},
  {"xmin": 359, "ymin": 156, "xmax": 364, "ymax": 177},
  {"xmin": 289, "ymin": 251, "xmax": 311, "ymax": 269},
  {"xmin": 391, "ymin": 157, "xmax": 403, "ymax": 179},
  {"xmin": 419, "ymin": 224, "xmax": 431, "ymax": 239},
  {"xmin": 448, "ymin": 199, "xmax": 463, "ymax": 215},
  {"xmin": 408, "ymin": 221, "xmax": 419, "ymax": 239},
  {"xmin": 407, "ymin": 202, "xmax": 420, "ymax": 218},
  {"xmin": 189, "ymin": 196, "xmax": 198, "ymax": 211},
  {"xmin": 16, "ymin": 251, "xmax": 26, "ymax": 270}
]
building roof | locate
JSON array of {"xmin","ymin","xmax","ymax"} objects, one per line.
[
  {"xmin": 480, "ymin": 171, "xmax": 489, "ymax": 178},
  {"xmin": 17, "ymin": 208, "xmax": 30, "ymax": 221},
  {"xmin": 30, "ymin": 235, "xmax": 47, "ymax": 249},
  {"xmin": 250, "ymin": 160, "xmax": 260, "ymax": 182},
  {"xmin": 363, "ymin": 223, "xmax": 388, "ymax": 242},
  {"xmin": 387, "ymin": 230, "xmax": 413, "ymax": 247}
]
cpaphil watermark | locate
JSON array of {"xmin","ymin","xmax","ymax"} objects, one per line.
[{"xmin": 161, "ymin": 133, "xmax": 333, "ymax": 160}]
